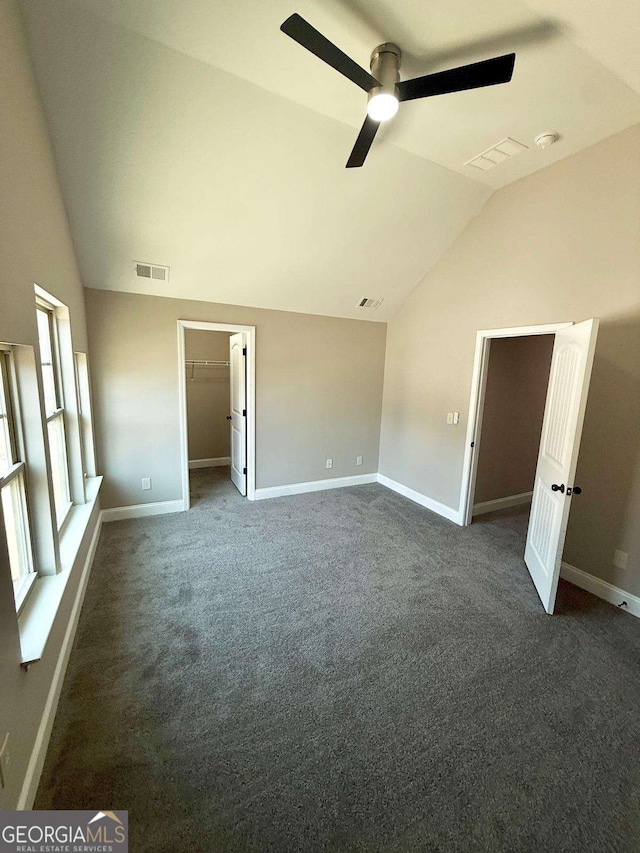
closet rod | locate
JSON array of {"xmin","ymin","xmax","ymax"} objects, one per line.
[{"xmin": 185, "ymin": 359, "xmax": 230, "ymax": 366}]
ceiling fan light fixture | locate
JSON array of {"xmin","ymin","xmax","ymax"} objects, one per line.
[
  {"xmin": 366, "ymin": 91, "xmax": 399, "ymax": 122},
  {"xmin": 280, "ymin": 15, "xmax": 517, "ymax": 168},
  {"xmin": 366, "ymin": 43, "xmax": 401, "ymax": 123}
]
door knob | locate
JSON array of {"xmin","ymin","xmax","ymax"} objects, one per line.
[
  {"xmin": 568, "ymin": 486, "xmax": 582, "ymax": 495},
  {"xmin": 551, "ymin": 483, "xmax": 565, "ymax": 493},
  {"xmin": 226, "ymin": 415, "xmax": 232, "ymax": 420}
]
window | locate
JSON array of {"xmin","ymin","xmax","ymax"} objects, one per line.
[
  {"xmin": 74, "ymin": 352, "xmax": 96, "ymax": 480},
  {"xmin": 36, "ymin": 301, "xmax": 72, "ymax": 527},
  {"xmin": 0, "ymin": 349, "xmax": 35, "ymax": 607}
]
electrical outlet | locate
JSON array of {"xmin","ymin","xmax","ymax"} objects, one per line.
[
  {"xmin": 141, "ymin": 477, "xmax": 152, "ymax": 491},
  {"xmin": 326, "ymin": 459, "xmax": 333, "ymax": 469},
  {"xmin": 356, "ymin": 456, "xmax": 363, "ymax": 466},
  {"xmin": 613, "ymin": 549, "xmax": 628, "ymax": 570},
  {"xmin": 447, "ymin": 412, "xmax": 453, "ymax": 424},
  {"xmin": 0, "ymin": 733, "xmax": 10, "ymax": 788}
]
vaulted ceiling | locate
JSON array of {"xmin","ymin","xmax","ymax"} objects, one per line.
[{"xmin": 20, "ymin": 0, "xmax": 640, "ymax": 321}]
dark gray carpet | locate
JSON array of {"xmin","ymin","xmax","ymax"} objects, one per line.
[{"xmin": 36, "ymin": 468, "xmax": 640, "ymax": 852}]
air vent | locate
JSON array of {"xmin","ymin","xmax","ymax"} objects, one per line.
[
  {"xmin": 134, "ymin": 262, "xmax": 170, "ymax": 282},
  {"xmin": 465, "ymin": 137, "xmax": 529, "ymax": 172},
  {"xmin": 357, "ymin": 297, "xmax": 383, "ymax": 310}
]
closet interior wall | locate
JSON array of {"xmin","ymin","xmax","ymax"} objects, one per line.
[{"xmin": 185, "ymin": 329, "xmax": 232, "ymax": 463}]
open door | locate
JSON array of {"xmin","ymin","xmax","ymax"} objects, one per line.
[
  {"xmin": 229, "ymin": 332, "xmax": 247, "ymax": 496},
  {"xmin": 524, "ymin": 319, "xmax": 599, "ymax": 613}
]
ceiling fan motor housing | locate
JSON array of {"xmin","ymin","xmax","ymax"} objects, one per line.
[{"xmin": 368, "ymin": 42, "xmax": 401, "ymax": 104}]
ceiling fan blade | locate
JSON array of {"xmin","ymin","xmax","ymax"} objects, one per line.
[
  {"xmin": 397, "ymin": 53, "xmax": 515, "ymax": 102},
  {"xmin": 346, "ymin": 116, "xmax": 380, "ymax": 168},
  {"xmin": 281, "ymin": 14, "xmax": 378, "ymax": 92}
]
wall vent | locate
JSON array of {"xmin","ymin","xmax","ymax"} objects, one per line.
[
  {"xmin": 357, "ymin": 297, "xmax": 383, "ymax": 310},
  {"xmin": 465, "ymin": 137, "xmax": 529, "ymax": 172},
  {"xmin": 134, "ymin": 262, "xmax": 170, "ymax": 282}
]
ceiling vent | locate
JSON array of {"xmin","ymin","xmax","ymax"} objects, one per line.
[
  {"xmin": 357, "ymin": 297, "xmax": 384, "ymax": 310},
  {"xmin": 134, "ymin": 262, "xmax": 170, "ymax": 282},
  {"xmin": 465, "ymin": 137, "xmax": 529, "ymax": 172}
]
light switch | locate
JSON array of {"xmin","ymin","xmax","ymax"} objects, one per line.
[
  {"xmin": 446, "ymin": 412, "xmax": 453, "ymax": 424},
  {"xmin": 453, "ymin": 412, "xmax": 460, "ymax": 425}
]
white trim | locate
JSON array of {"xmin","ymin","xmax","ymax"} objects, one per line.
[
  {"xmin": 188, "ymin": 457, "xmax": 230, "ymax": 469},
  {"xmin": 377, "ymin": 474, "xmax": 463, "ymax": 525},
  {"xmin": 17, "ymin": 513, "xmax": 103, "ymax": 810},
  {"xmin": 178, "ymin": 321, "xmax": 256, "ymax": 507},
  {"xmin": 459, "ymin": 321, "xmax": 573, "ymax": 526},
  {"xmin": 472, "ymin": 491, "xmax": 532, "ymax": 516},
  {"xmin": 254, "ymin": 473, "xmax": 377, "ymax": 500},
  {"xmin": 101, "ymin": 499, "xmax": 184, "ymax": 522},
  {"xmin": 472, "ymin": 323, "xmax": 574, "ymax": 340},
  {"xmin": 561, "ymin": 562, "xmax": 640, "ymax": 619}
]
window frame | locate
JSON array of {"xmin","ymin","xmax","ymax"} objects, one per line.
[
  {"xmin": 36, "ymin": 298, "xmax": 73, "ymax": 528},
  {"xmin": 0, "ymin": 347, "xmax": 36, "ymax": 610}
]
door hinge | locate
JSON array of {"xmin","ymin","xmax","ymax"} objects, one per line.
[
  {"xmin": 243, "ymin": 409, "xmax": 246, "ymax": 417},
  {"xmin": 243, "ymin": 467, "xmax": 247, "ymax": 475},
  {"xmin": 242, "ymin": 347, "xmax": 247, "ymax": 356}
]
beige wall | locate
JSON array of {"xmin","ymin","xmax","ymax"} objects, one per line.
[
  {"xmin": 380, "ymin": 123, "xmax": 640, "ymax": 596},
  {"xmin": 0, "ymin": 0, "xmax": 97, "ymax": 809},
  {"xmin": 185, "ymin": 330, "xmax": 231, "ymax": 461},
  {"xmin": 85, "ymin": 289, "xmax": 387, "ymax": 508},
  {"xmin": 474, "ymin": 335, "xmax": 554, "ymax": 505}
]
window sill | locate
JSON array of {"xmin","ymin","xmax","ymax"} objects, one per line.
[{"xmin": 19, "ymin": 475, "xmax": 103, "ymax": 667}]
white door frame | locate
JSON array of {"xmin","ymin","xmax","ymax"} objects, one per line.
[
  {"xmin": 177, "ymin": 320, "xmax": 256, "ymax": 508},
  {"xmin": 458, "ymin": 322, "xmax": 572, "ymax": 526}
]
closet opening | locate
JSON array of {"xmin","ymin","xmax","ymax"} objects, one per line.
[{"xmin": 177, "ymin": 321, "xmax": 256, "ymax": 508}]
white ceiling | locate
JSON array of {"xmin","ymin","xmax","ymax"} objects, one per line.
[
  {"xmin": 65, "ymin": 0, "xmax": 640, "ymax": 187},
  {"xmin": 20, "ymin": 0, "xmax": 640, "ymax": 320}
]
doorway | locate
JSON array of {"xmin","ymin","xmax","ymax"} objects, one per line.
[
  {"xmin": 472, "ymin": 334, "xmax": 554, "ymax": 523},
  {"xmin": 469, "ymin": 334, "xmax": 554, "ymax": 584},
  {"xmin": 177, "ymin": 321, "xmax": 256, "ymax": 509},
  {"xmin": 459, "ymin": 320, "xmax": 599, "ymax": 614}
]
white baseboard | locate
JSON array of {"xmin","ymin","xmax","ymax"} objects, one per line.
[
  {"xmin": 560, "ymin": 562, "xmax": 640, "ymax": 618},
  {"xmin": 17, "ymin": 514, "xmax": 103, "ymax": 810},
  {"xmin": 101, "ymin": 499, "xmax": 185, "ymax": 522},
  {"xmin": 254, "ymin": 473, "xmax": 378, "ymax": 500},
  {"xmin": 473, "ymin": 491, "xmax": 533, "ymax": 516},
  {"xmin": 188, "ymin": 457, "xmax": 230, "ymax": 469},
  {"xmin": 377, "ymin": 474, "xmax": 463, "ymax": 525}
]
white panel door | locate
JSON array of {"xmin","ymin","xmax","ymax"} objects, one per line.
[
  {"xmin": 229, "ymin": 333, "xmax": 247, "ymax": 496},
  {"xmin": 524, "ymin": 319, "xmax": 599, "ymax": 613}
]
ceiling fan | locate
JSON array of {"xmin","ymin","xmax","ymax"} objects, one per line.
[{"xmin": 280, "ymin": 14, "xmax": 516, "ymax": 168}]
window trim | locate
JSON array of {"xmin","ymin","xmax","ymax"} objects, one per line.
[
  {"xmin": 36, "ymin": 297, "xmax": 73, "ymax": 528},
  {"xmin": 73, "ymin": 351, "xmax": 97, "ymax": 480},
  {"xmin": 0, "ymin": 347, "xmax": 37, "ymax": 611},
  {"xmin": 36, "ymin": 299, "xmax": 64, "ymax": 413},
  {"xmin": 0, "ymin": 350, "xmax": 19, "ymax": 464}
]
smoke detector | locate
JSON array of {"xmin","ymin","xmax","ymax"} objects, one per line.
[{"xmin": 535, "ymin": 132, "xmax": 558, "ymax": 150}]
